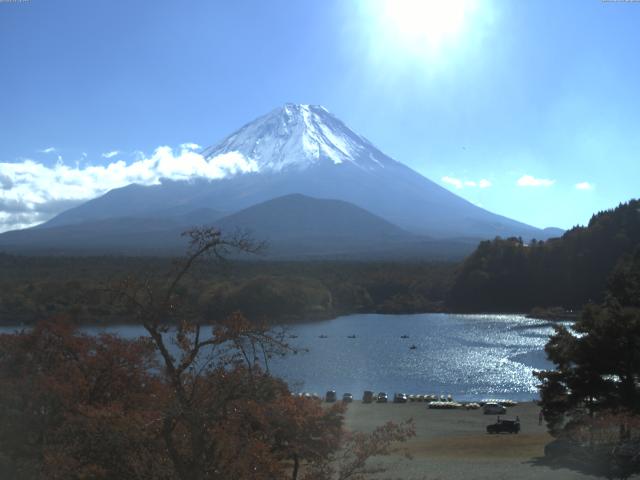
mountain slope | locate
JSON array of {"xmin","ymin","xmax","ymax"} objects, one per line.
[
  {"xmin": 4, "ymin": 104, "xmax": 561, "ymax": 255},
  {"xmin": 0, "ymin": 208, "xmax": 224, "ymax": 254},
  {"xmin": 216, "ymin": 194, "xmax": 411, "ymax": 240},
  {"xmin": 200, "ymin": 103, "xmax": 395, "ymax": 172},
  {"xmin": 0, "ymin": 194, "xmax": 477, "ymax": 259},
  {"xmin": 214, "ymin": 194, "xmax": 419, "ymax": 258},
  {"xmin": 212, "ymin": 194, "xmax": 480, "ymax": 259}
]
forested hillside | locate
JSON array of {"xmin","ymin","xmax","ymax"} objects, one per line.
[
  {"xmin": 0, "ymin": 256, "xmax": 455, "ymax": 325},
  {"xmin": 2, "ymin": 200, "xmax": 638, "ymax": 324},
  {"xmin": 448, "ymin": 199, "xmax": 640, "ymax": 311}
]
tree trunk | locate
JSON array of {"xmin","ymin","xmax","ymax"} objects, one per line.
[{"xmin": 292, "ymin": 454, "xmax": 299, "ymax": 480}]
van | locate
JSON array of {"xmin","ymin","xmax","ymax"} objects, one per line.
[{"xmin": 483, "ymin": 402, "xmax": 507, "ymax": 415}]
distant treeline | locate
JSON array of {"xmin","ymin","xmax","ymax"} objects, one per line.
[
  {"xmin": 448, "ymin": 199, "xmax": 640, "ymax": 312},
  {"xmin": 0, "ymin": 256, "xmax": 455, "ymax": 325},
  {"xmin": 2, "ymin": 199, "xmax": 638, "ymax": 324}
]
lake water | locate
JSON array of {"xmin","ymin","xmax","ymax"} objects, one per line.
[{"xmin": 0, "ymin": 313, "xmax": 564, "ymax": 402}]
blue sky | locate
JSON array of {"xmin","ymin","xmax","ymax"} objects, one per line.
[{"xmin": 1, "ymin": 0, "xmax": 639, "ymax": 232}]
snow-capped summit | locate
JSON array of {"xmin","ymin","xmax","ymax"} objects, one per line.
[
  {"xmin": 25, "ymin": 103, "xmax": 561, "ymax": 246},
  {"xmin": 201, "ymin": 104, "xmax": 394, "ymax": 173}
]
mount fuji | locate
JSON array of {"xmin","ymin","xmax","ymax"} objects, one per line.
[{"xmin": 0, "ymin": 104, "xmax": 560, "ymax": 258}]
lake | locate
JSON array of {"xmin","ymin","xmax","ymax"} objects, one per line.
[{"xmin": 0, "ymin": 313, "xmax": 564, "ymax": 402}]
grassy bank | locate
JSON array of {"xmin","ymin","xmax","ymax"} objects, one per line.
[{"xmin": 343, "ymin": 401, "xmax": 594, "ymax": 480}]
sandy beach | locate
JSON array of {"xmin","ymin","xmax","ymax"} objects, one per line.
[{"xmin": 343, "ymin": 401, "xmax": 594, "ymax": 479}]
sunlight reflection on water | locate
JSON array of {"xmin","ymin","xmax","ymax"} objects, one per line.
[
  {"xmin": 0, "ymin": 313, "xmax": 567, "ymax": 401},
  {"xmin": 266, "ymin": 313, "xmax": 566, "ymax": 401}
]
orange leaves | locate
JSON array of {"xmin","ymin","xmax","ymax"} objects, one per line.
[
  {"xmin": 0, "ymin": 228, "xmax": 420, "ymax": 480},
  {"xmin": 270, "ymin": 394, "xmax": 345, "ymax": 461},
  {"xmin": 0, "ymin": 319, "xmax": 169, "ymax": 479},
  {"xmin": 1, "ymin": 319, "xmax": 415, "ymax": 480}
]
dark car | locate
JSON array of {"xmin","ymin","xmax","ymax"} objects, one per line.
[
  {"xmin": 325, "ymin": 390, "xmax": 337, "ymax": 402},
  {"xmin": 486, "ymin": 418, "xmax": 520, "ymax": 434},
  {"xmin": 393, "ymin": 393, "xmax": 408, "ymax": 403},
  {"xmin": 362, "ymin": 390, "xmax": 374, "ymax": 403},
  {"xmin": 342, "ymin": 393, "xmax": 353, "ymax": 403},
  {"xmin": 377, "ymin": 392, "xmax": 388, "ymax": 403}
]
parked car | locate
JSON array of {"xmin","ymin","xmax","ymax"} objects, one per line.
[
  {"xmin": 362, "ymin": 390, "xmax": 374, "ymax": 403},
  {"xmin": 486, "ymin": 418, "xmax": 520, "ymax": 434},
  {"xmin": 377, "ymin": 392, "xmax": 388, "ymax": 403},
  {"xmin": 483, "ymin": 402, "xmax": 507, "ymax": 415},
  {"xmin": 325, "ymin": 390, "xmax": 336, "ymax": 402},
  {"xmin": 342, "ymin": 393, "xmax": 353, "ymax": 403},
  {"xmin": 393, "ymin": 393, "xmax": 408, "ymax": 403}
]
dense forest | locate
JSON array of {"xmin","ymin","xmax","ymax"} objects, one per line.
[
  {"xmin": 1, "ymin": 199, "xmax": 638, "ymax": 325},
  {"xmin": 0, "ymin": 255, "xmax": 455, "ymax": 325},
  {"xmin": 535, "ymin": 237, "xmax": 640, "ymax": 478},
  {"xmin": 448, "ymin": 199, "xmax": 640, "ymax": 312}
]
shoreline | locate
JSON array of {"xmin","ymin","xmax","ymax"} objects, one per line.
[{"xmin": 0, "ymin": 309, "xmax": 559, "ymax": 329}]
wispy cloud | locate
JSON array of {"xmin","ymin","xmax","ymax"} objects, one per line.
[
  {"xmin": 39, "ymin": 147, "xmax": 56, "ymax": 154},
  {"xmin": 516, "ymin": 175, "xmax": 555, "ymax": 187},
  {"xmin": 442, "ymin": 176, "xmax": 463, "ymax": 189},
  {"xmin": 442, "ymin": 176, "xmax": 492, "ymax": 189},
  {"xmin": 180, "ymin": 143, "xmax": 201, "ymax": 151},
  {"xmin": 575, "ymin": 181, "xmax": 593, "ymax": 190},
  {"xmin": 102, "ymin": 150, "xmax": 120, "ymax": 159},
  {"xmin": 0, "ymin": 145, "xmax": 258, "ymax": 232}
]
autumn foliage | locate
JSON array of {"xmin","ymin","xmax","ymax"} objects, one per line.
[
  {"xmin": 0, "ymin": 228, "xmax": 414, "ymax": 479},
  {"xmin": 0, "ymin": 319, "xmax": 169, "ymax": 479}
]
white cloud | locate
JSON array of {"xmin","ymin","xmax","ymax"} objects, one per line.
[
  {"xmin": 575, "ymin": 181, "xmax": 593, "ymax": 190},
  {"xmin": 516, "ymin": 175, "xmax": 555, "ymax": 187},
  {"xmin": 0, "ymin": 174, "xmax": 13, "ymax": 190},
  {"xmin": 0, "ymin": 145, "xmax": 258, "ymax": 232},
  {"xmin": 132, "ymin": 150, "xmax": 146, "ymax": 161},
  {"xmin": 180, "ymin": 143, "xmax": 201, "ymax": 151},
  {"xmin": 39, "ymin": 147, "xmax": 56, "ymax": 154},
  {"xmin": 442, "ymin": 176, "xmax": 492, "ymax": 190},
  {"xmin": 442, "ymin": 176, "xmax": 463, "ymax": 189},
  {"xmin": 102, "ymin": 150, "xmax": 120, "ymax": 159}
]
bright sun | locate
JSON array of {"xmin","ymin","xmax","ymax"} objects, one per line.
[{"xmin": 365, "ymin": 0, "xmax": 481, "ymax": 61}]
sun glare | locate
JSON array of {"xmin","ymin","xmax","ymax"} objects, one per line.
[{"xmin": 364, "ymin": 0, "xmax": 481, "ymax": 62}]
